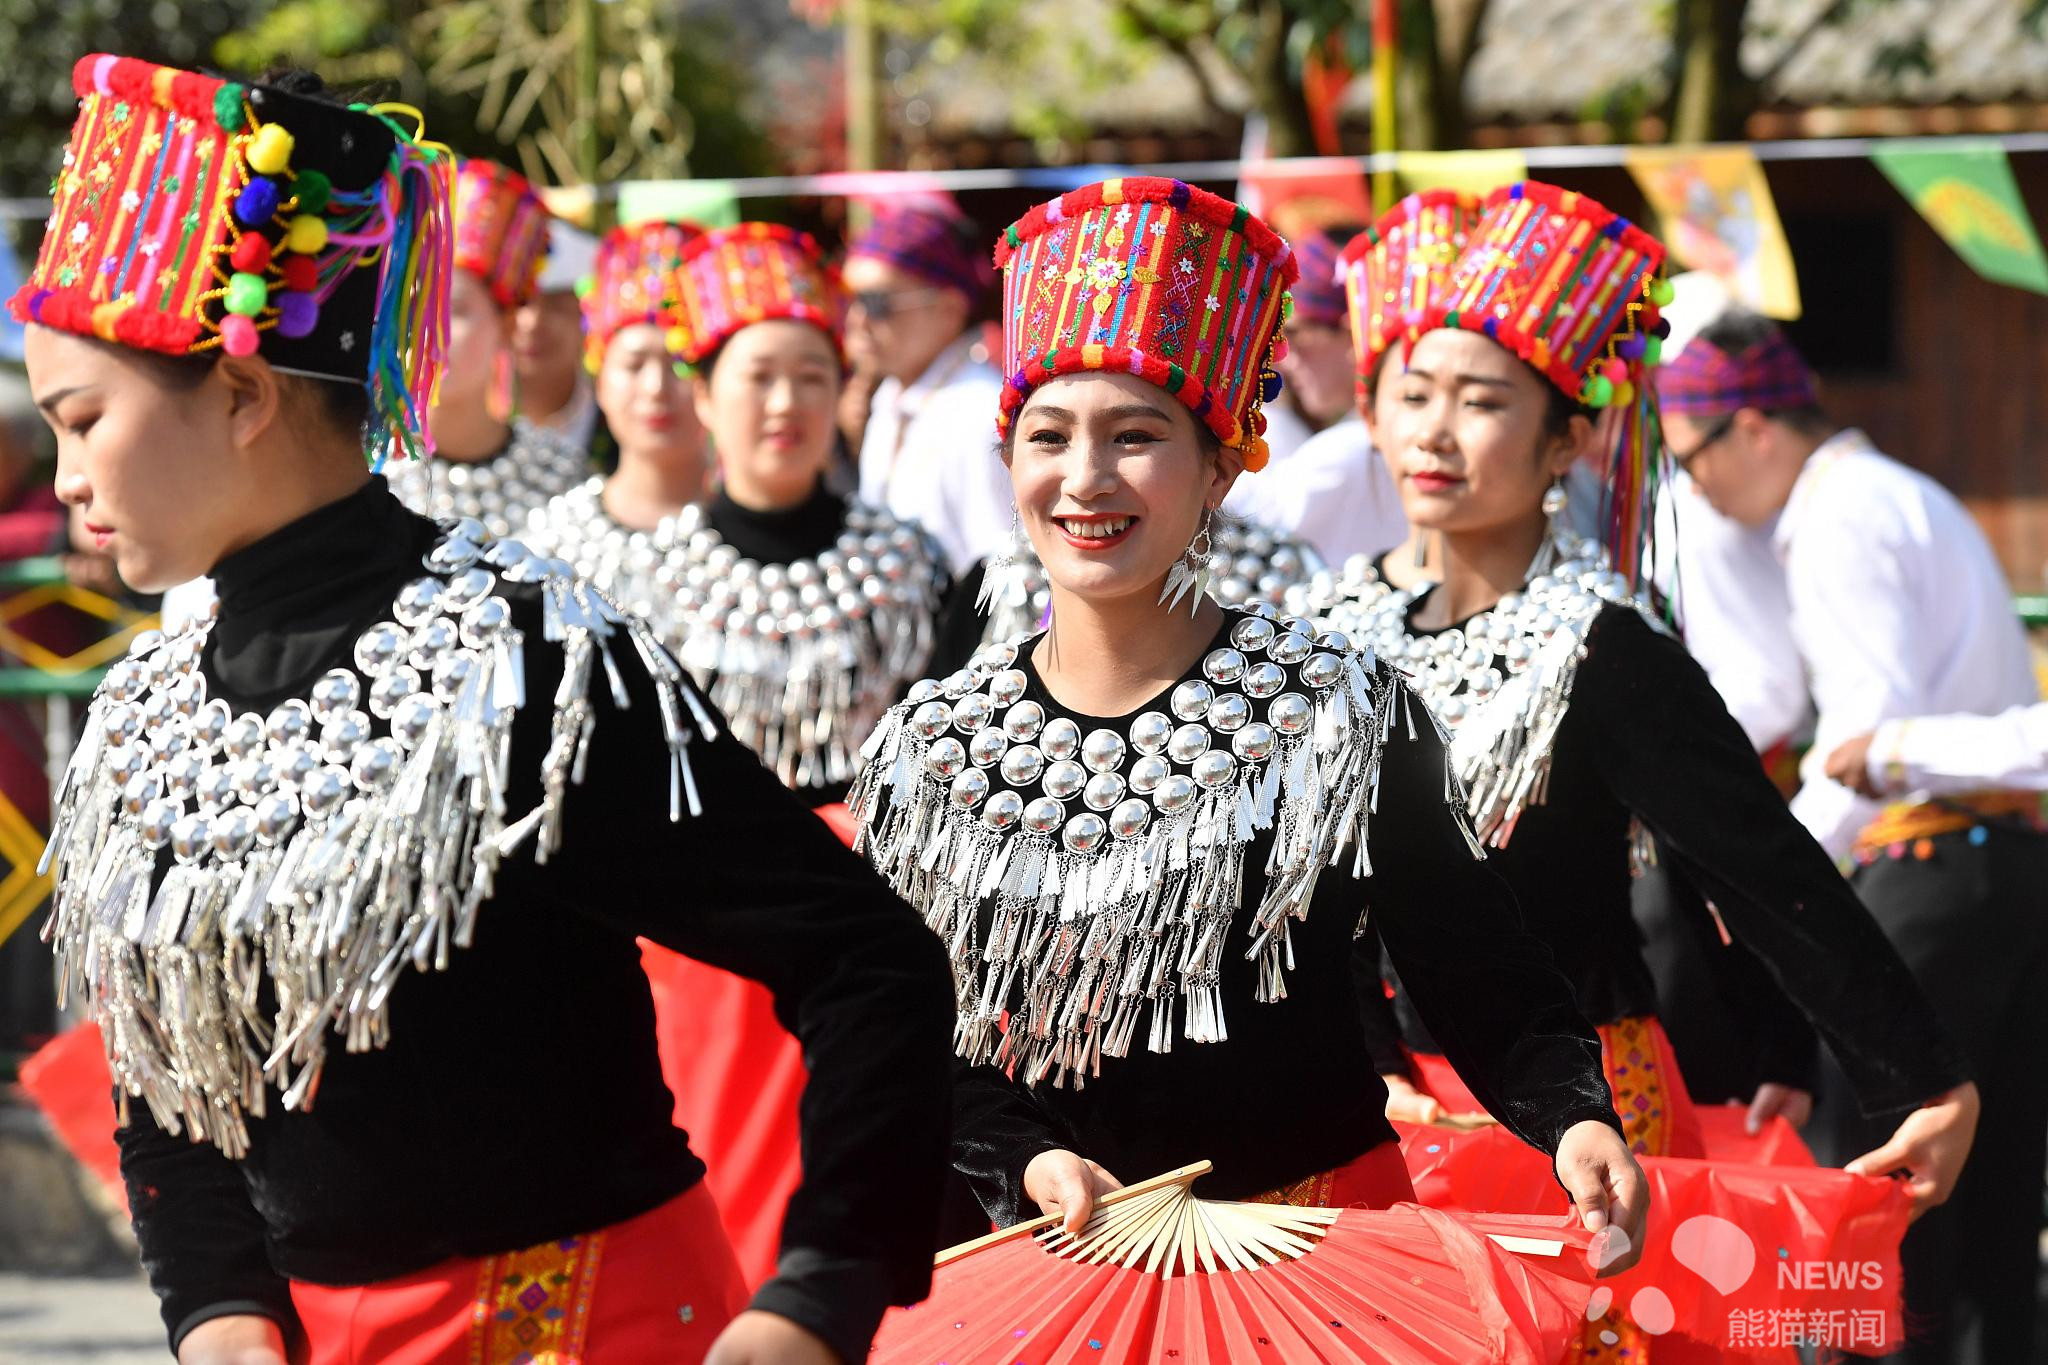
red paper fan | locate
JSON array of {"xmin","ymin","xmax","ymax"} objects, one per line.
[
  {"xmin": 1394, "ymin": 1123, "xmax": 1910, "ymax": 1359},
  {"xmin": 871, "ymin": 1162, "xmax": 1599, "ymax": 1365}
]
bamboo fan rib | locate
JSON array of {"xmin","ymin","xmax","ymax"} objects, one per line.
[{"xmin": 1035, "ymin": 1172, "xmax": 1338, "ymax": 1278}]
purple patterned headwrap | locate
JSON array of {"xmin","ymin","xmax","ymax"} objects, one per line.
[
  {"xmin": 1288, "ymin": 232, "xmax": 1346, "ymax": 328},
  {"xmin": 1655, "ymin": 325, "xmax": 1820, "ymax": 417},
  {"xmin": 847, "ymin": 204, "xmax": 989, "ymax": 302}
]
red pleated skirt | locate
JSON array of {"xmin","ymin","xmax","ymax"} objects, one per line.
[{"xmin": 287, "ymin": 1181, "xmax": 750, "ymax": 1365}]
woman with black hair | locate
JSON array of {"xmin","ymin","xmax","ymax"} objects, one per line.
[
  {"xmin": 380, "ymin": 157, "xmax": 588, "ymax": 535},
  {"xmin": 16, "ymin": 56, "xmax": 951, "ymax": 1365},
  {"xmin": 848, "ymin": 178, "xmax": 1649, "ymax": 1284},
  {"xmin": 658, "ymin": 222, "xmax": 950, "ymax": 806},
  {"xmin": 1295, "ymin": 182, "xmax": 1977, "ymax": 1360}
]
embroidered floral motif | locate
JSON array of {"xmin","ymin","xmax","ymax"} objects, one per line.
[{"xmin": 469, "ymin": 1232, "xmax": 607, "ymax": 1364}]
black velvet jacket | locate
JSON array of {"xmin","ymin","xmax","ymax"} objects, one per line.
[
  {"xmin": 1363, "ymin": 600, "xmax": 1968, "ymax": 1119},
  {"xmin": 115, "ymin": 480, "xmax": 955, "ymax": 1362},
  {"xmin": 943, "ymin": 613, "xmax": 1624, "ymax": 1226}
]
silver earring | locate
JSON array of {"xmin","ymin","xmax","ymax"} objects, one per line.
[
  {"xmin": 1530, "ymin": 478, "xmax": 1570, "ymax": 577},
  {"xmin": 1159, "ymin": 508, "xmax": 1215, "ymax": 615},
  {"xmin": 976, "ymin": 505, "xmax": 1025, "ymax": 614}
]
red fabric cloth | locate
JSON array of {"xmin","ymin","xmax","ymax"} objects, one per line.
[
  {"xmin": 1395, "ymin": 1124, "xmax": 1911, "ymax": 1362},
  {"xmin": 637, "ymin": 804, "xmax": 852, "ymax": 1288},
  {"xmin": 288, "ymin": 1180, "xmax": 749, "ymax": 1364},
  {"xmin": 641, "ymin": 944, "xmax": 807, "ymax": 1290},
  {"xmin": 1410, "ymin": 1015, "xmax": 1708, "ymax": 1159},
  {"xmin": 0, "ymin": 483, "xmax": 65, "ymax": 561},
  {"xmin": 18, "ymin": 1021, "xmax": 124, "ymax": 1211}
]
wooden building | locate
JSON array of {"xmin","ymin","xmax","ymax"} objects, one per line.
[{"xmin": 883, "ymin": 0, "xmax": 2048, "ymax": 588}]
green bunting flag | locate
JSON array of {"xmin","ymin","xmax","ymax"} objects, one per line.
[
  {"xmin": 1871, "ymin": 139, "xmax": 2048, "ymax": 294},
  {"xmin": 616, "ymin": 180, "xmax": 741, "ymax": 230}
]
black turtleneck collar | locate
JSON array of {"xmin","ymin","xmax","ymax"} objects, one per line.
[
  {"xmin": 706, "ymin": 477, "xmax": 846, "ymax": 567},
  {"xmin": 206, "ymin": 477, "xmax": 440, "ymax": 710}
]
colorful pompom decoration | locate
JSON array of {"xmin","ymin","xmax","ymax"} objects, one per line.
[
  {"xmin": 279, "ymin": 255, "xmax": 320, "ymax": 293},
  {"xmin": 234, "ymin": 178, "xmax": 280, "ymax": 228},
  {"xmin": 1582, "ymin": 373, "xmax": 1615, "ymax": 407},
  {"xmin": 213, "ymin": 84, "xmax": 245, "ymax": 132},
  {"xmin": 223, "ymin": 271, "xmax": 269, "ymax": 318},
  {"xmin": 291, "ymin": 168, "xmax": 332, "ymax": 214},
  {"xmin": 229, "ymin": 234, "xmax": 272, "ymax": 273},
  {"xmin": 1648, "ymin": 277, "xmax": 1676, "ymax": 307},
  {"xmin": 219, "ymin": 313, "xmax": 260, "ymax": 356},
  {"xmin": 247, "ymin": 124, "xmax": 295, "ymax": 177},
  {"xmin": 276, "ymin": 292, "xmax": 319, "ymax": 339},
  {"xmin": 284, "ymin": 214, "xmax": 328, "ymax": 255}
]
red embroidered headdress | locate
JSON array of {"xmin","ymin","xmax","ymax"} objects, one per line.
[
  {"xmin": 993, "ymin": 178, "xmax": 1298, "ymax": 472},
  {"xmin": 1339, "ymin": 189, "xmax": 1480, "ymax": 393},
  {"xmin": 453, "ymin": 158, "xmax": 549, "ymax": 309},
  {"xmin": 580, "ymin": 220, "xmax": 704, "ymax": 372},
  {"xmin": 667, "ymin": 222, "xmax": 842, "ymax": 368},
  {"xmin": 1428, "ymin": 181, "xmax": 1677, "ymax": 585},
  {"xmin": 10, "ymin": 54, "xmax": 453, "ymax": 464}
]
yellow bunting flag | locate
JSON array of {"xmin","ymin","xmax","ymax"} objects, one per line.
[
  {"xmin": 1625, "ymin": 146, "xmax": 1801, "ymax": 320},
  {"xmin": 1393, "ymin": 149, "xmax": 1530, "ymax": 199}
]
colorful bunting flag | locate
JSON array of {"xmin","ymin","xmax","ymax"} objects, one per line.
[
  {"xmin": 616, "ymin": 180, "xmax": 742, "ymax": 229},
  {"xmin": 1393, "ymin": 149, "xmax": 1529, "ymax": 199},
  {"xmin": 1870, "ymin": 139, "xmax": 2048, "ymax": 294},
  {"xmin": 1625, "ymin": 146, "xmax": 1801, "ymax": 320}
]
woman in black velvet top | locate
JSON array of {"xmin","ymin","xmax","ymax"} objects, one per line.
[
  {"xmin": 1293, "ymin": 182, "xmax": 1975, "ymax": 1358},
  {"xmin": 849, "ymin": 178, "xmax": 1647, "ymax": 1274},
  {"xmin": 18, "ymin": 62, "xmax": 950, "ymax": 1365},
  {"xmin": 648, "ymin": 224, "xmax": 950, "ymax": 808}
]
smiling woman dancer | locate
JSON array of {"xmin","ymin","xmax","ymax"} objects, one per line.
[
  {"xmin": 15, "ymin": 57, "xmax": 950, "ymax": 1365},
  {"xmin": 656, "ymin": 223, "xmax": 950, "ymax": 805},
  {"xmin": 1296, "ymin": 182, "xmax": 1975, "ymax": 1360},
  {"xmin": 850, "ymin": 179, "xmax": 1648, "ymax": 1277}
]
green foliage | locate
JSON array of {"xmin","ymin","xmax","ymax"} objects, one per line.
[
  {"xmin": 0, "ymin": 0, "xmax": 270, "ymax": 202},
  {"xmin": 0, "ymin": 0, "xmax": 778, "ymax": 232}
]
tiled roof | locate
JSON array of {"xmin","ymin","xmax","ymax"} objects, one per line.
[
  {"xmin": 1468, "ymin": 0, "xmax": 2048, "ymax": 120},
  {"xmin": 912, "ymin": 0, "xmax": 2048, "ymax": 140}
]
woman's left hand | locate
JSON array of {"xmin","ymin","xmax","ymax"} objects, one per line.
[
  {"xmin": 704, "ymin": 1310, "xmax": 841, "ymax": 1365},
  {"xmin": 1554, "ymin": 1119, "xmax": 1649, "ymax": 1276}
]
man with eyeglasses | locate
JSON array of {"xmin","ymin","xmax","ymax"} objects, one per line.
[
  {"xmin": 843, "ymin": 200, "xmax": 1009, "ymax": 573},
  {"xmin": 1658, "ymin": 307, "xmax": 2045, "ymax": 1365}
]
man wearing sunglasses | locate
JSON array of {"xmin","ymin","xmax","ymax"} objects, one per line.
[
  {"xmin": 1658, "ymin": 308, "xmax": 2044, "ymax": 1365},
  {"xmin": 843, "ymin": 201, "xmax": 1009, "ymax": 573}
]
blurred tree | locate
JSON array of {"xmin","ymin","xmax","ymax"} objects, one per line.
[
  {"xmin": 0, "ymin": 0, "xmax": 269, "ymax": 204},
  {"xmin": 0, "ymin": 0, "xmax": 777, "ymax": 225},
  {"xmin": 223, "ymin": 0, "xmax": 779, "ymax": 186},
  {"xmin": 840, "ymin": 0, "xmax": 1371, "ymax": 159}
]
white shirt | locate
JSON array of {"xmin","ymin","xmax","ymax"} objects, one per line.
[
  {"xmin": 1652, "ymin": 471, "xmax": 1811, "ymax": 753},
  {"xmin": 1775, "ymin": 431, "xmax": 2038, "ymax": 858},
  {"xmin": 1259, "ymin": 401, "xmax": 1312, "ymax": 466},
  {"xmin": 1868, "ymin": 704, "xmax": 2048, "ymax": 795},
  {"xmin": 1223, "ymin": 416, "xmax": 1407, "ymax": 567},
  {"xmin": 857, "ymin": 334, "xmax": 1010, "ymax": 574}
]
